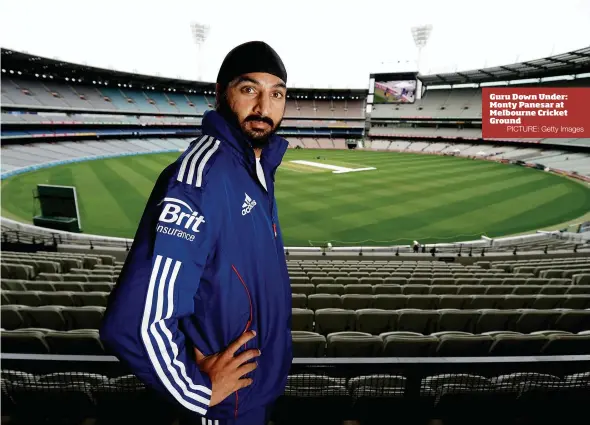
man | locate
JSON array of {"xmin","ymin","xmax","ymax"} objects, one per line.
[{"xmin": 100, "ymin": 41, "xmax": 292, "ymax": 425}]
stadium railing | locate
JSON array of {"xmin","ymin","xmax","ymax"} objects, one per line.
[
  {"xmin": 2, "ymin": 222, "xmax": 588, "ymax": 258},
  {"xmin": 2, "ymin": 352, "xmax": 589, "ymax": 425}
]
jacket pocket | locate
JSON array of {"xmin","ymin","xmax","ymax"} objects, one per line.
[
  {"xmin": 230, "ymin": 264, "xmax": 259, "ymax": 418},
  {"xmin": 231, "ymin": 265, "xmax": 255, "ymax": 345}
]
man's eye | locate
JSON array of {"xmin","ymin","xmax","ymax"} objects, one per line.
[
  {"xmin": 273, "ymin": 92, "xmax": 284, "ymax": 99},
  {"xmin": 242, "ymin": 86, "xmax": 255, "ymax": 94}
]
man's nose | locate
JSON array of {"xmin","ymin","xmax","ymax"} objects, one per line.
[{"xmin": 253, "ymin": 94, "xmax": 271, "ymax": 117}]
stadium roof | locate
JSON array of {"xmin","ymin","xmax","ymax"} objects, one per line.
[
  {"xmin": 419, "ymin": 46, "xmax": 590, "ymax": 86},
  {"xmin": 2, "ymin": 46, "xmax": 590, "ymax": 93},
  {"xmin": 0, "ymin": 48, "xmax": 366, "ymax": 99}
]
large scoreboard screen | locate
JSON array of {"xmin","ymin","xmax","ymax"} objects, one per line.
[{"xmin": 371, "ymin": 72, "xmax": 419, "ymax": 104}]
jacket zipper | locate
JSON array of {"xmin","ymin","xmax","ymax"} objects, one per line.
[
  {"xmin": 231, "ymin": 264, "xmax": 253, "ymax": 418},
  {"xmin": 232, "ymin": 155, "xmax": 282, "ymax": 417},
  {"xmin": 256, "ymin": 155, "xmax": 278, "ymax": 241}
]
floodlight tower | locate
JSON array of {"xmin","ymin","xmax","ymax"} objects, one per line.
[
  {"xmin": 411, "ymin": 24, "xmax": 432, "ymax": 73},
  {"xmin": 190, "ymin": 22, "xmax": 210, "ymax": 81},
  {"xmin": 411, "ymin": 24, "xmax": 432, "ymax": 100}
]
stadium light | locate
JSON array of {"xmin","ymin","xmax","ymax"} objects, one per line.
[
  {"xmin": 190, "ymin": 22, "xmax": 210, "ymax": 80},
  {"xmin": 17, "ymin": 71, "xmax": 22, "ymax": 75},
  {"xmin": 1, "ymin": 69, "xmax": 6, "ymax": 73},
  {"xmin": 9, "ymin": 70, "xmax": 14, "ymax": 74},
  {"xmin": 411, "ymin": 24, "xmax": 432, "ymax": 73},
  {"xmin": 411, "ymin": 24, "xmax": 432, "ymax": 101}
]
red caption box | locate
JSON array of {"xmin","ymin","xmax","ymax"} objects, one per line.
[{"xmin": 482, "ymin": 87, "xmax": 589, "ymax": 138}]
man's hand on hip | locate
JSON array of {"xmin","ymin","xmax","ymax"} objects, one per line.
[{"xmin": 194, "ymin": 330, "xmax": 260, "ymax": 408}]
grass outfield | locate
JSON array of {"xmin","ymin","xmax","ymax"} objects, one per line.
[{"xmin": 2, "ymin": 149, "xmax": 590, "ymax": 246}]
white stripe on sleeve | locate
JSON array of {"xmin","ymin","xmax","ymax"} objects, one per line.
[{"xmin": 141, "ymin": 255, "xmax": 210, "ymax": 415}]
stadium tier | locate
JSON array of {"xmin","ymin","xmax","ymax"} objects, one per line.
[
  {"xmin": 365, "ymin": 139, "xmax": 590, "ymax": 176},
  {"xmin": 1, "ymin": 77, "xmax": 367, "ymax": 119},
  {"xmin": 0, "ymin": 137, "xmax": 192, "ymax": 173},
  {"xmin": 2, "ymin": 137, "xmax": 589, "ymax": 178},
  {"xmin": 2, "ymin": 251, "xmax": 589, "ymax": 357},
  {"xmin": 2, "ymin": 356, "xmax": 589, "ymax": 425},
  {"xmin": 2, "ymin": 251, "xmax": 590, "ymax": 424}
]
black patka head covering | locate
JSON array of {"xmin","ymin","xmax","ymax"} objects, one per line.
[{"xmin": 216, "ymin": 41, "xmax": 287, "ymax": 88}]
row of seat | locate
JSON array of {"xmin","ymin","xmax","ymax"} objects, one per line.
[
  {"xmin": 47, "ymin": 267, "xmax": 119, "ymax": 274},
  {"xmin": 288, "ymin": 266, "xmax": 590, "ymax": 275},
  {"xmin": 287, "ymin": 266, "xmax": 505, "ymax": 272},
  {"xmin": 292, "ymin": 284, "xmax": 590, "ymax": 295},
  {"xmin": 3, "ymin": 290, "xmax": 590, "ymax": 312},
  {"xmin": 288, "ymin": 370, "xmax": 590, "ymax": 390},
  {"xmin": 289, "ymin": 269, "xmax": 589, "ymax": 278},
  {"xmin": 2, "ymin": 280, "xmax": 114, "ymax": 292},
  {"xmin": 3, "ymin": 369, "xmax": 587, "ymax": 425},
  {"xmin": 290, "ymin": 294, "xmax": 590, "ymax": 311},
  {"xmin": 3, "ymin": 280, "xmax": 589, "ymax": 297},
  {"xmin": 3, "ymin": 369, "xmax": 588, "ymax": 389},
  {"xmin": 1, "ymin": 305, "xmax": 104, "ymax": 331},
  {"xmin": 11, "ymin": 263, "xmax": 590, "ymax": 284},
  {"xmin": 1, "ymin": 256, "xmax": 115, "ymax": 271},
  {"xmin": 0, "ymin": 255, "xmax": 122, "ymax": 276},
  {"xmin": 291, "ymin": 330, "xmax": 590, "ymax": 357},
  {"xmin": 3, "ymin": 291, "xmax": 108, "ymax": 307},
  {"xmin": 2, "ymin": 272, "xmax": 118, "ymax": 282},
  {"xmin": 5, "ymin": 327, "xmax": 586, "ymax": 357},
  {"xmin": 3, "ymin": 304, "xmax": 589, "ymax": 335},
  {"xmin": 487, "ymin": 259, "xmax": 590, "ymax": 268},
  {"xmin": 287, "ymin": 260, "xmax": 590, "ymax": 270},
  {"xmin": 1, "ymin": 259, "xmax": 121, "ymax": 273},
  {"xmin": 289, "ymin": 276, "xmax": 582, "ymax": 285},
  {"xmin": 287, "ymin": 258, "xmax": 589, "ymax": 264},
  {"xmin": 5, "ymin": 271, "xmax": 554, "ymax": 282},
  {"xmin": 2, "ymin": 251, "xmax": 116, "ymax": 264},
  {"xmin": 291, "ymin": 308, "xmax": 590, "ymax": 335},
  {"xmin": 3, "ymin": 266, "xmax": 588, "ymax": 283},
  {"xmin": 2, "ymin": 329, "xmax": 105, "ymax": 355},
  {"xmin": 497, "ymin": 266, "xmax": 590, "ymax": 278},
  {"xmin": 290, "ymin": 272, "xmax": 524, "ymax": 279},
  {"xmin": 2, "ymin": 274, "xmax": 590, "ymax": 289}
]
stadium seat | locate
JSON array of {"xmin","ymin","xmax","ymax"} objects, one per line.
[
  {"xmin": 541, "ymin": 334, "xmax": 590, "ymax": 355},
  {"xmin": 291, "ymin": 308, "xmax": 314, "ymax": 332},
  {"xmin": 291, "ymin": 331, "xmax": 326, "ymax": 357},
  {"xmin": 436, "ymin": 334, "xmax": 494, "ymax": 356},
  {"xmin": 326, "ymin": 332, "xmax": 382, "ymax": 357},
  {"xmin": 315, "ymin": 308, "xmax": 356, "ymax": 335},
  {"xmin": 488, "ymin": 333, "xmax": 549, "ymax": 356},
  {"xmin": 355, "ymin": 309, "xmax": 396, "ymax": 335},
  {"xmin": 1, "ymin": 329, "xmax": 50, "ymax": 354},
  {"xmin": 62, "ymin": 306, "xmax": 105, "ymax": 330},
  {"xmin": 45, "ymin": 330, "xmax": 105, "ymax": 355},
  {"xmin": 381, "ymin": 332, "xmax": 439, "ymax": 357},
  {"xmin": 19, "ymin": 306, "xmax": 65, "ymax": 330}
]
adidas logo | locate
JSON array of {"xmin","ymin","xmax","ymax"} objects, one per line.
[{"xmin": 242, "ymin": 193, "xmax": 257, "ymax": 216}]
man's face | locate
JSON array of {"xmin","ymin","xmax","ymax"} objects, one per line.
[{"xmin": 217, "ymin": 72, "xmax": 287, "ymax": 147}]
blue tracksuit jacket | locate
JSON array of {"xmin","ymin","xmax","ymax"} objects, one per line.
[{"xmin": 100, "ymin": 110, "xmax": 292, "ymax": 424}]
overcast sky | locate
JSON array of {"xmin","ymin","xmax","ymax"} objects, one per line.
[{"xmin": 1, "ymin": 0, "xmax": 589, "ymax": 88}]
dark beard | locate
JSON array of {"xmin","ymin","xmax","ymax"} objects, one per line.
[{"xmin": 217, "ymin": 95, "xmax": 282, "ymax": 149}]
